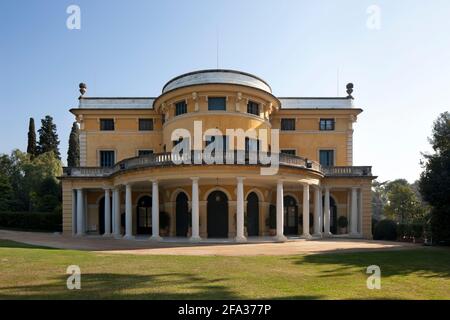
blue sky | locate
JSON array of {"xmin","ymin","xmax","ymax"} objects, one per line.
[{"xmin": 0, "ymin": 0, "xmax": 449, "ymax": 182}]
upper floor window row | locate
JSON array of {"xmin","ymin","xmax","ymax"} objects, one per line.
[
  {"xmin": 247, "ymin": 101, "xmax": 260, "ymax": 116},
  {"xmin": 281, "ymin": 118, "xmax": 296, "ymax": 131},
  {"xmin": 100, "ymin": 119, "xmax": 115, "ymax": 131},
  {"xmin": 208, "ymin": 97, "xmax": 226, "ymax": 111},
  {"xmin": 175, "ymin": 101, "xmax": 187, "ymax": 116},
  {"xmin": 100, "ymin": 118, "xmax": 154, "ymax": 131},
  {"xmin": 320, "ymin": 119, "xmax": 335, "ymax": 131}
]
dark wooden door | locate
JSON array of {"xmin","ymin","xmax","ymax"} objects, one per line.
[
  {"xmin": 246, "ymin": 192, "xmax": 259, "ymax": 236},
  {"xmin": 207, "ymin": 191, "xmax": 228, "ymax": 238},
  {"xmin": 176, "ymin": 192, "xmax": 189, "ymax": 237}
]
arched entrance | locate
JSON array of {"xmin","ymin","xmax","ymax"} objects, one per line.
[
  {"xmin": 98, "ymin": 196, "xmax": 112, "ymax": 235},
  {"xmin": 284, "ymin": 196, "xmax": 298, "ymax": 235},
  {"xmin": 175, "ymin": 192, "xmax": 189, "ymax": 237},
  {"xmin": 322, "ymin": 196, "xmax": 338, "ymax": 234},
  {"xmin": 246, "ymin": 192, "xmax": 259, "ymax": 236},
  {"xmin": 136, "ymin": 196, "xmax": 152, "ymax": 235},
  {"xmin": 207, "ymin": 191, "xmax": 228, "ymax": 238}
]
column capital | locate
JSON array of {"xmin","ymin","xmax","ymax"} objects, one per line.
[
  {"xmin": 151, "ymin": 179, "xmax": 158, "ymax": 184},
  {"xmin": 351, "ymin": 186, "xmax": 359, "ymax": 191},
  {"xmin": 323, "ymin": 186, "xmax": 331, "ymax": 192},
  {"xmin": 190, "ymin": 177, "xmax": 199, "ymax": 182},
  {"xmin": 236, "ymin": 177, "xmax": 245, "ymax": 182}
]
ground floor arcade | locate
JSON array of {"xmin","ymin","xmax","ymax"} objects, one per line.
[{"xmin": 62, "ymin": 168, "xmax": 373, "ymax": 241}]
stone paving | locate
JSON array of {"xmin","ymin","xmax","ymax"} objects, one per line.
[{"xmin": 0, "ymin": 229, "xmax": 420, "ymax": 256}]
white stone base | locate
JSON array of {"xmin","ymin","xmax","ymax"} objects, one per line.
[
  {"xmin": 123, "ymin": 235, "xmax": 135, "ymax": 240},
  {"xmin": 274, "ymin": 235, "xmax": 288, "ymax": 242},
  {"xmin": 234, "ymin": 236, "xmax": 247, "ymax": 243},
  {"xmin": 189, "ymin": 236, "xmax": 202, "ymax": 243},
  {"xmin": 102, "ymin": 233, "xmax": 112, "ymax": 238},
  {"xmin": 150, "ymin": 235, "xmax": 162, "ymax": 242}
]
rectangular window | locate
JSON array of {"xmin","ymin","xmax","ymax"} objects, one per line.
[
  {"xmin": 175, "ymin": 101, "xmax": 187, "ymax": 116},
  {"xmin": 100, "ymin": 119, "xmax": 115, "ymax": 131},
  {"xmin": 281, "ymin": 118, "xmax": 296, "ymax": 131},
  {"xmin": 208, "ymin": 97, "xmax": 226, "ymax": 111},
  {"xmin": 205, "ymin": 136, "xmax": 227, "ymax": 152},
  {"xmin": 99, "ymin": 151, "xmax": 115, "ymax": 167},
  {"xmin": 319, "ymin": 119, "xmax": 335, "ymax": 131},
  {"xmin": 138, "ymin": 150, "xmax": 154, "ymax": 157},
  {"xmin": 247, "ymin": 101, "xmax": 260, "ymax": 116},
  {"xmin": 281, "ymin": 150, "xmax": 296, "ymax": 156},
  {"xmin": 245, "ymin": 137, "xmax": 259, "ymax": 153},
  {"xmin": 319, "ymin": 150, "xmax": 334, "ymax": 166},
  {"xmin": 139, "ymin": 119, "xmax": 153, "ymax": 131}
]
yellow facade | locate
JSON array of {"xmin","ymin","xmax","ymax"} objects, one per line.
[{"xmin": 62, "ymin": 70, "xmax": 374, "ymax": 241}]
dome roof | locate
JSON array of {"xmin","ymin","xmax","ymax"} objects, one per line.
[{"xmin": 162, "ymin": 69, "xmax": 272, "ymax": 94}]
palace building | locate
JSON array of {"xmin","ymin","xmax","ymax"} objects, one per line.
[{"xmin": 61, "ymin": 69, "xmax": 375, "ymax": 242}]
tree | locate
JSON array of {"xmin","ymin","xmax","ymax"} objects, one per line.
[
  {"xmin": 384, "ymin": 180, "xmax": 427, "ymax": 224},
  {"xmin": 0, "ymin": 173, "xmax": 13, "ymax": 211},
  {"xmin": 67, "ymin": 122, "xmax": 80, "ymax": 167},
  {"xmin": 419, "ymin": 112, "xmax": 450, "ymax": 243},
  {"xmin": 37, "ymin": 116, "xmax": 60, "ymax": 159},
  {"xmin": 26, "ymin": 118, "xmax": 37, "ymax": 158}
]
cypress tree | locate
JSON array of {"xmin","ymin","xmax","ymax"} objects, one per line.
[
  {"xmin": 27, "ymin": 118, "xmax": 37, "ymax": 158},
  {"xmin": 67, "ymin": 122, "xmax": 80, "ymax": 167},
  {"xmin": 37, "ymin": 115, "xmax": 61, "ymax": 159}
]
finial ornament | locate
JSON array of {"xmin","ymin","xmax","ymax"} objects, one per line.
[
  {"xmin": 346, "ymin": 83, "xmax": 354, "ymax": 99},
  {"xmin": 79, "ymin": 83, "xmax": 87, "ymax": 99}
]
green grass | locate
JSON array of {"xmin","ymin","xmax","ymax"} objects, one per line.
[{"xmin": 0, "ymin": 240, "xmax": 449, "ymax": 300}]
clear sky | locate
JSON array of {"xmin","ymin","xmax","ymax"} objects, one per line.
[{"xmin": 1, "ymin": 0, "xmax": 449, "ymax": 182}]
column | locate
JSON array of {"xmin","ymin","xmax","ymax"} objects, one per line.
[
  {"xmin": 302, "ymin": 183, "xmax": 311, "ymax": 238},
  {"xmin": 151, "ymin": 180, "xmax": 161, "ymax": 241},
  {"xmin": 313, "ymin": 186, "xmax": 322, "ymax": 236},
  {"xmin": 103, "ymin": 188, "xmax": 111, "ymax": 236},
  {"xmin": 350, "ymin": 187, "xmax": 358, "ymax": 235},
  {"xmin": 276, "ymin": 180, "xmax": 287, "ymax": 242},
  {"xmin": 76, "ymin": 189, "xmax": 84, "ymax": 236},
  {"xmin": 190, "ymin": 177, "xmax": 201, "ymax": 242},
  {"xmin": 323, "ymin": 187, "xmax": 332, "ymax": 236},
  {"xmin": 113, "ymin": 188, "xmax": 121, "ymax": 238},
  {"xmin": 235, "ymin": 177, "xmax": 246, "ymax": 242},
  {"xmin": 72, "ymin": 189, "xmax": 77, "ymax": 236},
  {"xmin": 123, "ymin": 184, "xmax": 134, "ymax": 239}
]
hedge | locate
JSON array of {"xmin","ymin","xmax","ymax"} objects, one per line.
[{"xmin": 0, "ymin": 211, "xmax": 62, "ymax": 232}]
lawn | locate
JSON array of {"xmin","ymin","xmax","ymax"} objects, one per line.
[{"xmin": 0, "ymin": 240, "xmax": 449, "ymax": 299}]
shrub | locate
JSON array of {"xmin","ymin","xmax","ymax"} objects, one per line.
[
  {"xmin": 159, "ymin": 211, "xmax": 170, "ymax": 230},
  {"xmin": 373, "ymin": 219, "xmax": 397, "ymax": 241},
  {"xmin": 338, "ymin": 216, "xmax": 348, "ymax": 229},
  {"xmin": 268, "ymin": 205, "xmax": 276, "ymax": 229},
  {"xmin": 0, "ymin": 211, "xmax": 62, "ymax": 232}
]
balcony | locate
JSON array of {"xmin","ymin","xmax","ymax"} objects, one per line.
[{"xmin": 62, "ymin": 152, "xmax": 372, "ymax": 178}]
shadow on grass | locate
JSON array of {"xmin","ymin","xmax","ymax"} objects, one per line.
[
  {"xmin": 289, "ymin": 248, "xmax": 450, "ymax": 279},
  {"xmin": 0, "ymin": 272, "xmax": 322, "ymax": 300},
  {"xmin": 0, "ymin": 239, "xmax": 55, "ymax": 250}
]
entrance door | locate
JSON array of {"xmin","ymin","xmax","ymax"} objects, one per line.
[
  {"xmin": 136, "ymin": 196, "xmax": 152, "ymax": 235},
  {"xmin": 284, "ymin": 196, "xmax": 298, "ymax": 235},
  {"xmin": 330, "ymin": 197, "xmax": 338, "ymax": 234},
  {"xmin": 207, "ymin": 191, "xmax": 228, "ymax": 238},
  {"xmin": 246, "ymin": 192, "xmax": 259, "ymax": 236},
  {"xmin": 176, "ymin": 192, "xmax": 189, "ymax": 237}
]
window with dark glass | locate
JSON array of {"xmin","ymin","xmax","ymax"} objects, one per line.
[
  {"xmin": 281, "ymin": 118, "xmax": 296, "ymax": 131},
  {"xmin": 319, "ymin": 119, "xmax": 335, "ymax": 131},
  {"xmin": 100, "ymin": 119, "xmax": 115, "ymax": 131},
  {"xmin": 247, "ymin": 101, "xmax": 260, "ymax": 116},
  {"xmin": 245, "ymin": 138, "xmax": 260, "ymax": 153},
  {"xmin": 208, "ymin": 97, "xmax": 226, "ymax": 111},
  {"xmin": 139, "ymin": 118, "xmax": 153, "ymax": 131},
  {"xmin": 281, "ymin": 150, "xmax": 296, "ymax": 156},
  {"xmin": 175, "ymin": 101, "xmax": 187, "ymax": 116},
  {"xmin": 138, "ymin": 150, "xmax": 154, "ymax": 157},
  {"xmin": 205, "ymin": 136, "xmax": 227, "ymax": 152},
  {"xmin": 319, "ymin": 150, "xmax": 334, "ymax": 166},
  {"xmin": 100, "ymin": 151, "xmax": 115, "ymax": 167}
]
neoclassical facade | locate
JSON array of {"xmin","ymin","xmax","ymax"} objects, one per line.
[{"xmin": 61, "ymin": 69, "xmax": 375, "ymax": 242}]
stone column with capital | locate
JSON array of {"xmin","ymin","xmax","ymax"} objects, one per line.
[
  {"xmin": 113, "ymin": 188, "xmax": 122, "ymax": 238},
  {"xmin": 350, "ymin": 187, "xmax": 359, "ymax": 236},
  {"xmin": 76, "ymin": 188, "xmax": 84, "ymax": 236},
  {"xmin": 275, "ymin": 181, "xmax": 287, "ymax": 242},
  {"xmin": 151, "ymin": 180, "xmax": 161, "ymax": 241},
  {"xmin": 313, "ymin": 186, "xmax": 322, "ymax": 237},
  {"xmin": 123, "ymin": 184, "xmax": 134, "ymax": 240},
  {"xmin": 190, "ymin": 177, "xmax": 201, "ymax": 242},
  {"xmin": 235, "ymin": 177, "xmax": 247, "ymax": 242},
  {"xmin": 103, "ymin": 188, "xmax": 112, "ymax": 236},
  {"xmin": 72, "ymin": 189, "xmax": 77, "ymax": 236},
  {"xmin": 302, "ymin": 183, "xmax": 311, "ymax": 238},
  {"xmin": 323, "ymin": 187, "xmax": 332, "ymax": 236}
]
